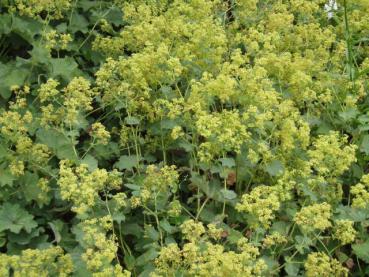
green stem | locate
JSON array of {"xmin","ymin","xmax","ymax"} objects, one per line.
[
  {"xmin": 196, "ymin": 197, "xmax": 210, "ymax": 220},
  {"xmin": 343, "ymin": 0, "xmax": 355, "ymax": 81}
]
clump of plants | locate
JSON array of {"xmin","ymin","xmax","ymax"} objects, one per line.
[{"xmin": 0, "ymin": 0, "xmax": 369, "ymax": 276}]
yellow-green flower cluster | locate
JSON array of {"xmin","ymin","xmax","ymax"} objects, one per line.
[
  {"xmin": 36, "ymin": 177, "xmax": 51, "ymax": 205},
  {"xmin": 9, "ymin": 160, "xmax": 25, "ymax": 176},
  {"xmin": 63, "ymin": 77, "xmax": 96, "ymax": 125},
  {"xmin": 262, "ymin": 232, "xmax": 288, "ymax": 248},
  {"xmin": 332, "ymin": 219, "xmax": 356, "ymax": 245},
  {"xmin": 0, "ymin": 110, "xmax": 32, "ymax": 140},
  {"xmin": 0, "ymin": 246, "xmax": 73, "ymax": 277},
  {"xmin": 96, "ymin": 0, "xmax": 227, "ymax": 74},
  {"xmin": 351, "ymin": 174, "xmax": 369, "ymax": 208},
  {"xmin": 308, "ymin": 131, "xmax": 357, "ymax": 177},
  {"xmin": 153, "ymin": 98, "xmax": 185, "ymax": 121},
  {"xmin": 38, "ymin": 77, "xmax": 98, "ymax": 127},
  {"xmin": 236, "ymin": 185, "xmax": 281, "ymax": 229},
  {"xmin": 38, "ymin": 79, "xmax": 59, "ymax": 103},
  {"xmin": 43, "ymin": 30, "xmax": 72, "ymax": 51},
  {"xmin": 196, "ymin": 110, "xmax": 250, "ymax": 162},
  {"xmin": 153, "ymin": 237, "xmax": 266, "ymax": 277},
  {"xmin": 207, "ymin": 223, "xmax": 223, "ymax": 240},
  {"xmin": 304, "ymin": 252, "xmax": 348, "ymax": 277},
  {"xmin": 170, "ymin": 126, "xmax": 185, "ymax": 140},
  {"xmin": 167, "ymin": 200, "xmax": 182, "ymax": 217},
  {"xmin": 15, "ymin": 136, "xmax": 51, "ymax": 165},
  {"xmin": 10, "ymin": 0, "xmax": 72, "ymax": 19},
  {"xmin": 58, "ymin": 161, "xmax": 122, "ymax": 215},
  {"xmin": 190, "ymin": 71, "xmax": 238, "ymax": 104},
  {"xmin": 90, "ymin": 122, "xmax": 111, "ymax": 145},
  {"xmin": 112, "ymin": 192, "xmax": 128, "ymax": 210},
  {"xmin": 143, "ymin": 164, "xmax": 179, "ymax": 192},
  {"xmin": 180, "ymin": 219, "xmax": 206, "ymax": 241},
  {"xmin": 9, "ymin": 85, "xmax": 30, "ymax": 110},
  {"xmin": 153, "ymin": 243, "xmax": 182, "ymax": 277},
  {"xmin": 79, "ymin": 216, "xmax": 130, "ymax": 276},
  {"xmin": 294, "ymin": 202, "xmax": 332, "ymax": 232},
  {"xmin": 95, "ymin": 44, "xmax": 182, "ymax": 115}
]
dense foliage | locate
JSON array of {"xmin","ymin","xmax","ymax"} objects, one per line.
[{"xmin": 0, "ymin": 0, "xmax": 369, "ymax": 276}]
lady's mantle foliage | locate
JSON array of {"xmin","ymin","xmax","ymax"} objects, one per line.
[{"xmin": 0, "ymin": 0, "xmax": 369, "ymax": 276}]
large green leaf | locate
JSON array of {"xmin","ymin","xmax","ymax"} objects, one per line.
[
  {"xmin": 12, "ymin": 16, "xmax": 43, "ymax": 42},
  {"xmin": 135, "ymin": 247, "xmax": 158, "ymax": 266},
  {"xmin": 36, "ymin": 128, "xmax": 78, "ymax": 160},
  {"xmin": 265, "ymin": 160, "xmax": 284, "ymax": 176},
  {"xmin": 114, "ymin": 155, "xmax": 139, "ymax": 170},
  {"xmin": 0, "ymin": 62, "xmax": 28, "ymax": 99},
  {"xmin": 0, "ymin": 167, "xmax": 16, "ymax": 187},
  {"xmin": 0, "ymin": 203, "xmax": 37, "ymax": 233},
  {"xmin": 360, "ymin": 134, "xmax": 369, "ymax": 155},
  {"xmin": 353, "ymin": 240, "xmax": 369, "ymax": 263},
  {"xmin": 48, "ymin": 57, "xmax": 82, "ymax": 81}
]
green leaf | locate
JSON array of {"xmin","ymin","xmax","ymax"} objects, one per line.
[
  {"xmin": 0, "ymin": 236, "xmax": 6, "ymax": 247},
  {"xmin": 0, "ymin": 14, "xmax": 12, "ymax": 35},
  {"xmin": 338, "ymin": 108, "xmax": 358, "ymax": 121},
  {"xmin": 178, "ymin": 141, "xmax": 194, "ymax": 152},
  {"xmin": 8, "ymin": 227, "xmax": 42, "ymax": 245},
  {"xmin": 68, "ymin": 13, "xmax": 89, "ymax": 34},
  {"xmin": 360, "ymin": 135, "xmax": 369, "ymax": 155},
  {"xmin": 224, "ymin": 226, "xmax": 243, "ymax": 244},
  {"xmin": 294, "ymin": 235, "xmax": 313, "ymax": 254},
  {"xmin": 0, "ymin": 167, "xmax": 16, "ymax": 187},
  {"xmin": 20, "ymin": 172, "xmax": 41, "ymax": 203},
  {"xmin": 160, "ymin": 219, "xmax": 176, "ymax": 234},
  {"xmin": 219, "ymin": 157, "xmax": 236, "ymax": 168},
  {"xmin": 114, "ymin": 155, "xmax": 138, "ymax": 170},
  {"xmin": 122, "ymin": 223, "xmax": 143, "ymax": 238},
  {"xmin": 193, "ymin": 175, "xmax": 222, "ymax": 201},
  {"xmin": 48, "ymin": 57, "xmax": 82, "ymax": 81},
  {"xmin": 0, "ymin": 62, "xmax": 29, "ymax": 99},
  {"xmin": 81, "ymin": 154, "xmax": 98, "ymax": 171},
  {"xmin": 70, "ymin": 248, "xmax": 90, "ymax": 277},
  {"xmin": 285, "ymin": 261, "xmax": 300, "ymax": 276},
  {"xmin": 106, "ymin": 7, "xmax": 124, "ymax": 26},
  {"xmin": 112, "ymin": 213, "xmax": 125, "ymax": 224},
  {"xmin": 48, "ymin": 222, "xmax": 62, "ymax": 243},
  {"xmin": 265, "ymin": 160, "xmax": 284, "ymax": 176},
  {"xmin": 220, "ymin": 189, "xmax": 237, "ymax": 200},
  {"xmin": 270, "ymin": 221, "xmax": 290, "ymax": 236},
  {"xmin": 135, "ymin": 248, "xmax": 158, "ymax": 266},
  {"xmin": 11, "ymin": 16, "xmax": 42, "ymax": 42},
  {"xmin": 146, "ymin": 225, "xmax": 159, "ymax": 241},
  {"xmin": 262, "ymin": 255, "xmax": 279, "ymax": 272},
  {"xmin": 36, "ymin": 128, "xmax": 78, "ymax": 161},
  {"xmin": 0, "ymin": 203, "xmax": 37, "ymax": 233},
  {"xmin": 124, "ymin": 255, "xmax": 136, "ymax": 270},
  {"xmin": 124, "ymin": 183, "xmax": 141, "ymax": 191},
  {"xmin": 125, "ymin": 116, "xmax": 140, "ymax": 125},
  {"xmin": 335, "ymin": 205, "xmax": 367, "ymax": 222},
  {"xmin": 352, "ymin": 240, "xmax": 369, "ymax": 263},
  {"xmin": 29, "ymin": 42, "xmax": 51, "ymax": 65},
  {"xmin": 0, "ymin": 143, "xmax": 7, "ymax": 158}
]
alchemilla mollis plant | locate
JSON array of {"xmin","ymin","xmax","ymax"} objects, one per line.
[{"xmin": 0, "ymin": 0, "xmax": 369, "ymax": 276}]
